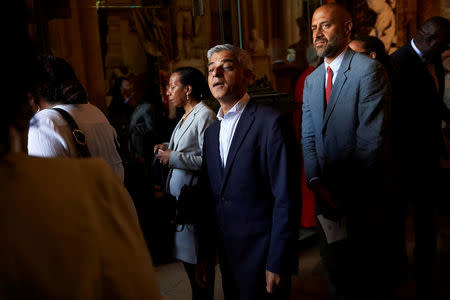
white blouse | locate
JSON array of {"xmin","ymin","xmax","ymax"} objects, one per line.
[{"xmin": 28, "ymin": 103, "xmax": 124, "ymax": 181}]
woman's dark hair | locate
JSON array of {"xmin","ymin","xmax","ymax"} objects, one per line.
[
  {"xmin": 173, "ymin": 67, "xmax": 211, "ymax": 101},
  {"xmin": 36, "ymin": 55, "xmax": 88, "ymax": 104},
  {"xmin": 353, "ymin": 36, "xmax": 390, "ymax": 67}
]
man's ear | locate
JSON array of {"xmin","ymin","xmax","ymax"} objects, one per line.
[
  {"xmin": 344, "ymin": 20, "xmax": 353, "ymax": 37},
  {"xmin": 369, "ymin": 52, "xmax": 377, "ymax": 59}
]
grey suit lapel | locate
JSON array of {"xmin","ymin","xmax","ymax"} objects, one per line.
[
  {"xmin": 322, "ymin": 49, "xmax": 354, "ymax": 133},
  {"xmin": 172, "ymin": 103, "xmax": 203, "ymax": 151},
  {"xmin": 313, "ymin": 66, "xmax": 326, "ymax": 121},
  {"xmin": 168, "ymin": 119, "xmax": 181, "ymax": 149}
]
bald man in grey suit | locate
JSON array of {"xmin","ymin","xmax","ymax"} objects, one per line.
[{"xmin": 302, "ymin": 4, "xmax": 391, "ymax": 299}]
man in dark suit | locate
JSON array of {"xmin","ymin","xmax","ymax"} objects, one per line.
[
  {"xmin": 302, "ymin": 4, "xmax": 391, "ymax": 299},
  {"xmin": 390, "ymin": 17, "xmax": 450, "ymax": 291},
  {"xmin": 200, "ymin": 44, "xmax": 301, "ymax": 300}
]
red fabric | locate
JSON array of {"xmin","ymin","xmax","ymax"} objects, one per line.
[
  {"xmin": 293, "ymin": 66, "xmax": 315, "ymax": 140},
  {"xmin": 326, "ymin": 66, "xmax": 333, "ymax": 104},
  {"xmin": 293, "ymin": 65, "xmax": 317, "ymax": 228},
  {"xmin": 300, "ymin": 166, "xmax": 316, "ymax": 227}
]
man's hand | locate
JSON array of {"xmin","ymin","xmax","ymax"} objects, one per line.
[
  {"xmin": 310, "ymin": 179, "xmax": 343, "ymax": 221},
  {"xmin": 156, "ymin": 149, "xmax": 172, "ymax": 165},
  {"xmin": 195, "ymin": 259, "xmax": 210, "ymax": 288},
  {"xmin": 266, "ymin": 270, "xmax": 283, "ymax": 294},
  {"xmin": 153, "ymin": 143, "xmax": 168, "ymax": 153},
  {"xmin": 310, "ymin": 179, "xmax": 335, "ymax": 208}
]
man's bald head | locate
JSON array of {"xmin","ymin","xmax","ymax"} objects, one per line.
[
  {"xmin": 415, "ymin": 16, "xmax": 450, "ymax": 61},
  {"xmin": 318, "ymin": 3, "xmax": 352, "ymax": 24},
  {"xmin": 311, "ymin": 4, "xmax": 353, "ymax": 62}
]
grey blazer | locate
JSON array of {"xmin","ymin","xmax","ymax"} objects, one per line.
[
  {"xmin": 166, "ymin": 101, "xmax": 216, "ymax": 264},
  {"xmin": 301, "ymin": 48, "xmax": 390, "ymax": 212}
]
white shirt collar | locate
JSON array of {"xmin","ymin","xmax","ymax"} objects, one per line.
[
  {"xmin": 411, "ymin": 39, "xmax": 425, "ymax": 61},
  {"xmin": 217, "ymin": 93, "xmax": 250, "ymax": 121},
  {"xmin": 324, "ymin": 47, "xmax": 347, "ymax": 74}
]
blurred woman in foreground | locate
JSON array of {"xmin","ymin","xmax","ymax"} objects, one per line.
[{"xmin": 0, "ymin": 2, "xmax": 162, "ymax": 299}]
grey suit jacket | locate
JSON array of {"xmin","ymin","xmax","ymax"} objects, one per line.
[
  {"xmin": 301, "ymin": 48, "xmax": 390, "ymax": 212},
  {"xmin": 166, "ymin": 101, "xmax": 216, "ymax": 264}
]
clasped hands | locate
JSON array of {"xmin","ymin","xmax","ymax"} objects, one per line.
[{"xmin": 154, "ymin": 144, "xmax": 171, "ymax": 165}]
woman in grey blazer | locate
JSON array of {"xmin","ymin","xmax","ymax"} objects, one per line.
[{"xmin": 154, "ymin": 67, "xmax": 216, "ymax": 300}]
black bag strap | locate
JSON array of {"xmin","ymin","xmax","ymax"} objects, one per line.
[{"xmin": 52, "ymin": 108, "xmax": 91, "ymax": 158}]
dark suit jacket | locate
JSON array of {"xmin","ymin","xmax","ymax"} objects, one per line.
[
  {"xmin": 202, "ymin": 99, "xmax": 301, "ymax": 290},
  {"xmin": 302, "ymin": 49, "xmax": 390, "ymax": 215},
  {"xmin": 391, "ymin": 42, "xmax": 450, "ymax": 172}
]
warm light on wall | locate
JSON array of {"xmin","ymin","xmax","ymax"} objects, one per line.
[{"xmin": 94, "ymin": 0, "xmax": 168, "ymax": 9}]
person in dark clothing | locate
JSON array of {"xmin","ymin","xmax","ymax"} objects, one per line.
[
  {"xmin": 125, "ymin": 74, "xmax": 170, "ymax": 261},
  {"xmin": 390, "ymin": 16, "xmax": 450, "ymax": 294},
  {"xmin": 108, "ymin": 76, "xmax": 136, "ymax": 162},
  {"xmin": 129, "ymin": 74, "xmax": 169, "ymax": 163}
]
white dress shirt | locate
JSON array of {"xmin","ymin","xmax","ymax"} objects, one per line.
[
  {"xmin": 411, "ymin": 39, "xmax": 425, "ymax": 61},
  {"xmin": 28, "ymin": 103, "xmax": 124, "ymax": 181},
  {"xmin": 217, "ymin": 93, "xmax": 250, "ymax": 167},
  {"xmin": 324, "ymin": 47, "xmax": 348, "ymax": 88}
]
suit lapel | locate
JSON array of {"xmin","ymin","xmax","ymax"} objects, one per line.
[
  {"xmin": 220, "ymin": 100, "xmax": 256, "ymax": 194},
  {"xmin": 209, "ymin": 120, "xmax": 223, "ymax": 183},
  {"xmin": 172, "ymin": 103, "xmax": 202, "ymax": 151},
  {"xmin": 312, "ymin": 66, "xmax": 325, "ymax": 123},
  {"xmin": 322, "ymin": 49, "xmax": 353, "ymax": 133},
  {"xmin": 168, "ymin": 118, "xmax": 182, "ymax": 149}
]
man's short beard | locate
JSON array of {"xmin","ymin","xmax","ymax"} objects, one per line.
[
  {"xmin": 316, "ymin": 34, "xmax": 344, "ymax": 58},
  {"xmin": 321, "ymin": 45, "xmax": 339, "ymax": 58}
]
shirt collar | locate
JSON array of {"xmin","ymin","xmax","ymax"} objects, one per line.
[
  {"xmin": 411, "ymin": 39, "xmax": 425, "ymax": 61},
  {"xmin": 217, "ymin": 93, "xmax": 250, "ymax": 120},
  {"xmin": 324, "ymin": 47, "xmax": 347, "ymax": 73}
]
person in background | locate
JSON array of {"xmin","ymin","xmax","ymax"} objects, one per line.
[
  {"xmin": 302, "ymin": 4, "xmax": 391, "ymax": 299},
  {"xmin": 129, "ymin": 77, "xmax": 168, "ymax": 164},
  {"xmin": 108, "ymin": 76, "xmax": 137, "ymax": 163},
  {"xmin": 0, "ymin": 2, "xmax": 163, "ymax": 299},
  {"xmin": 349, "ymin": 35, "xmax": 393, "ymax": 75},
  {"xmin": 110, "ymin": 77, "xmax": 135, "ymax": 109},
  {"xmin": 28, "ymin": 55, "xmax": 124, "ymax": 181},
  {"xmin": 154, "ymin": 67, "xmax": 216, "ymax": 300},
  {"xmin": 127, "ymin": 74, "xmax": 169, "ymax": 252},
  {"xmin": 390, "ymin": 16, "xmax": 450, "ymax": 294}
]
